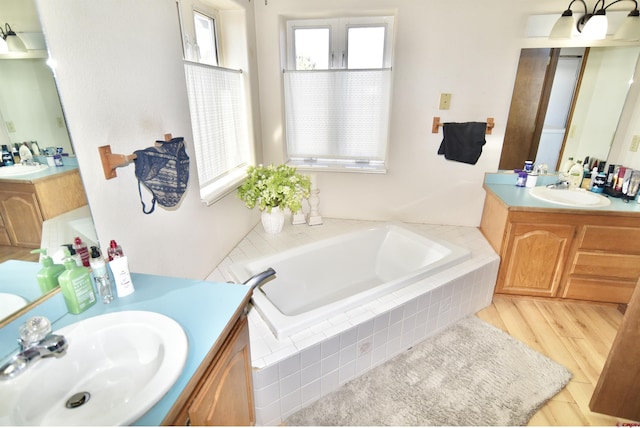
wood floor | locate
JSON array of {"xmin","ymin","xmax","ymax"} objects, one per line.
[{"xmin": 477, "ymin": 295, "xmax": 638, "ymax": 426}]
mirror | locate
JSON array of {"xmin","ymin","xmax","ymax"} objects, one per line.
[
  {"xmin": 0, "ymin": 0, "xmax": 98, "ymax": 327},
  {"xmin": 499, "ymin": 46, "xmax": 640, "ymax": 171}
]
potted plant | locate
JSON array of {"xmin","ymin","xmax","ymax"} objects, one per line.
[{"xmin": 237, "ymin": 164, "xmax": 311, "ymax": 234}]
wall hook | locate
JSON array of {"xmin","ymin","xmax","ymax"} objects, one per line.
[{"xmin": 98, "ymin": 133, "xmax": 173, "ymax": 180}]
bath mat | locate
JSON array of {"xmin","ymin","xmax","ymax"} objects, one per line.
[{"xmin": 285, "ymin": 316, "xmax": 572, "ymax": 426}]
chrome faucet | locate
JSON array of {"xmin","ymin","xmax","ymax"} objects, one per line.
[
  {"xmin": 243, "ymin": 268, "xmax": 276, "ymax": 291},
  {"xmin": 0, "ymin": 316, "xmax": 68, "ymax": 381}
]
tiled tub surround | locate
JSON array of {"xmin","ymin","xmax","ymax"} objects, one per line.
[{"xmin": 208, "ymin": 219, "xmax": 499, "ymax": 426}]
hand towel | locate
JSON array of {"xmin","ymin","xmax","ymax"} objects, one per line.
[{"xmin": 437, "ymin": 122, "xmax": 487, "ymax": 165}]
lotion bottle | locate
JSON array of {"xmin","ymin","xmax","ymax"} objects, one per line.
[
  {"xmin": 568, "ymin": 160, "xmax": 583, "ymax": 189},
  {"xmin": 109, "ymin": 256, "xmax": 135, "ymax": 297},
  {"xmin": 31, "ymin": 249, "xmax": 65, "ymax": 293},
  {"xmin": 90, "ymin": 246, "xmax": 114, "ymax": 304},
  {"xmin": 58, "ymin": 249, "xmax": 97, "ymax": 314}
]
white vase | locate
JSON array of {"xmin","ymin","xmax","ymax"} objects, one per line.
[{"xmin": 261, "ymin": 206, "xmax": 285, "ymax": 234}]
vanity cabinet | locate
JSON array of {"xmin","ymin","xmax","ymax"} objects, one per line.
[
  {"xmin": 481, "ymin": 189, "xmax": 640, "ymax": 304},
  {"xmin": 163, "ymin": 309, "xmax": 255, "ymax": 426},
  {"xmin": 0, "ymin": 170, "xmax": 87, "ymax": 248}
]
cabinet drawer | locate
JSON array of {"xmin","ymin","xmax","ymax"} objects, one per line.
[
  {"xmin": 563, "ymin": 276, "xmax": 636, "ymax": 304},
  {"xmin": 579, "ymin": 225, "xmax": 640, "ymax": 254},
  {"xmin": 570, "ymin": 251, "xmax": 640, "ymax": 280}
]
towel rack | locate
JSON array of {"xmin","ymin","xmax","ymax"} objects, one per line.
[
  {"xmin": 98, "ymin": 133, "xmax": 173, "ymax": 180},
  {"xmin": 432, "ymin": 117, "xmax": 494, "ymax": 135}
]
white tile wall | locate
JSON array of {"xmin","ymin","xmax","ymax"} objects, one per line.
[{"xmin": 209, "ymin": 218, "xmax": 499, "ymax": 426}]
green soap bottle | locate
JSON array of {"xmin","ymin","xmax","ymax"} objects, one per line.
[
  {"xmin": 31, "ymin": 249, "xmax": 65, "ymax": 293},
  {"xmin": 58, "ymin": 249, "xmax": 97, "ymax": 314}
]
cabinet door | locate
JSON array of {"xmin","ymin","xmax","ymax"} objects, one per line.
[
  {"xmin": 496, "ymin": 223, "xmax": 575, "ymax": 297},
  {"xmin": 0, "ymin": 189, "xmax": 43, "ymax": 247},
  {"xmin": 188, "ymin": 316, "xmax": 255, "ymax": 426}
]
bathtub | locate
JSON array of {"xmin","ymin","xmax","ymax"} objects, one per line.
[{"xmin": 229, "ymin": 223, "xmax": 471, "ymax": 340}]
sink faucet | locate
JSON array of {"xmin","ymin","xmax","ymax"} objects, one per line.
[{"xmin": 0, "ymin": 316, "xmax": 68, "ymax": 381}]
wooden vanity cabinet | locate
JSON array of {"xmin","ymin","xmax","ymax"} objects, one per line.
[
  {"xmin": 0, "ymin": 170, "xmax": 87, "ymax": 248},
  {"xmin": 481, "ymin": 189, "xmax": 640, "ymax": 304},
  {"xmin": 162, "ymin": 305, "xmax": 255, "ymax": 426}
]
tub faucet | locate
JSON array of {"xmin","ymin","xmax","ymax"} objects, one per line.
[
  {"xmin": 243, "ymin": 268, "xmax": 276, "ymax": 291},
  {"xmin": 0, "ymin": 316, "xmax": 68, "ymax": 381}
]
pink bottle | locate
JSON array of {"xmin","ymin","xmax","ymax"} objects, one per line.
[
  {"xmin": 73, "ymin": 237, "xmax": 90, "ymax": 267},
  {"xmin": 107, "ymin": 239, "xmax": 124, "ymax": 261}
]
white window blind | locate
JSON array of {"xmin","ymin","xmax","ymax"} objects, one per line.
[
  {"xmin": 283, "ymin": 68, "xmax": 392, "ymax": 162},
  {"xmin": 184, "ymin": 61, "xmax": 250, "ymax": 204}
]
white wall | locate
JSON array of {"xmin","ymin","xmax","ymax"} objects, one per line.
[
  {"xmin": 34, "ymin": 0, "xmax": 640, "ymax": 279},
  {"xmin": 36, "ymin": 0, "xmax": 260, "ymax": 279},
  {"xmin": 252, "ymin": 0, "xmax": 558, "ymax": 226}
]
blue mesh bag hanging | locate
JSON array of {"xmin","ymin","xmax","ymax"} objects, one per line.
[{"xmin": 133, "ymin": 137, "xmax": 189, "ymax": 214}]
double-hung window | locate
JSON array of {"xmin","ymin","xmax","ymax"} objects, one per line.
[
  {"xmin": 284, "ymin": 16, "xmax": 394, "ymax": 173},
  {"xmin": 183, "ymin": 9, "xmax": 252, "ymax": 205}
]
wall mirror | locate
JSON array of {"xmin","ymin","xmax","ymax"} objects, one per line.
[
  {"xmin": 499, "ymin": 45, "xmax": 640, "ymax": 171},
  {"xmin": 0, "ymin": 0, "xmax": 98, "ymax": 328}
]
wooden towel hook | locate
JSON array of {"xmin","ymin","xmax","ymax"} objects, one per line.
[
  {"xmin": 98, "ymin": 133, "xmax": 173, "ymax": 180},
  {"xmin": 432, "ymin": 117, "xmax": 495, "ymax": 135}
]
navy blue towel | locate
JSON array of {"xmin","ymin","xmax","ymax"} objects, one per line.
[{"xmin": 437, "ymin": 122, "xmax": 487, "ymax": 165}]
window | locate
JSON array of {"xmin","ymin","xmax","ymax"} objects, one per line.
[
  {"xmin": 193, "ymin": 11, "xmax": 219, "ymax": 66},
  {"xmin": 183, "ymin": 8, "xmax": 253, "ymax": 205},
  {"xmin": 284, "ymin": 16, "xmax": 394, "ymax": 172}
]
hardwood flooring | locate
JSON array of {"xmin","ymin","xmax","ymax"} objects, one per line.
[
  {"xmin": 477, "ymin": 295, "xmax": 638, "ymax": 426},
  {"xmin": 0, "ymin": 245, "xmax": 39, "ymax": 264}
]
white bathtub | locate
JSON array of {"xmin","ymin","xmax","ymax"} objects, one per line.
[{"xmin": 229, "ymin": 223, "xmax": 471, "ymax": 340}]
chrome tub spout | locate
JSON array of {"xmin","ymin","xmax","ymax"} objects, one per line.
[{"xmin": 243, "ymin": 268, "xmax": 276, "ymax": 291}]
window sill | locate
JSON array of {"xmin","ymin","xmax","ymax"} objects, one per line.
[
  {"xmin": 287, "ymin": 159, "xmax": 387, "ymax": 174},
  {"xmin": 200, "ymin": 167, "xmax": 247, "ymax": 206}
]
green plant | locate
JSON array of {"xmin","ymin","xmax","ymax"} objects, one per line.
[{"xmin": 237, "ymin": 164, "xmax": 311, "ymax": 213}]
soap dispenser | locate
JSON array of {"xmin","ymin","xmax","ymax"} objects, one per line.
[
  {"xmin": 30, "ymin": 249, "xmax": 65, "ymax": 293},
  {"xmin": 58, "ymin": 249, "xmax": 97, "ymax": 314}
]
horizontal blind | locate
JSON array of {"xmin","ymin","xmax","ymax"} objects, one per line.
[
  {"xmin": 184, "ymin": 61, "xmax": 249, "ymax": 188},
  {"xmin": 283, "ymin": 68, "xmax": 391, "ymax": 161}
]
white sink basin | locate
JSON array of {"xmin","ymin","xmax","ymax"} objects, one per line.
[
  {"xmin": 529, "ymin": 186, "xmax": 611, "ymax": 208},
  {"xmin": 0, "ymin": 293, "xmax": 28, "ymax": 319},
  {"xmin": 0, "ymin": 311, "xmax": 188, "ymax": 426},
  {"xmin": 0, "ymin": 164, "xmax": 49, "ymax": 177}
]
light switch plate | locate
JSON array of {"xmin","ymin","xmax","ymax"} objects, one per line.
[
  {"xmin": 439, "ymin": 93, "xmax": 451, "ymax": 110},
  {"xmin": 5, "ymin": 121, "xmax": 15, "ymax": 133},
  {"xmin": 631, "ymin": 135, "xmax": 640, "ymax": 152}
]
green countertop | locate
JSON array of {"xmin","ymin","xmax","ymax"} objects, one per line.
[
  {"xmin": 484, "ymin": 172, "xmax": 640, "ymax": 215},
  {"xmin": 0, "ymin": 260, "xmax": 252, "ymax": 426}
]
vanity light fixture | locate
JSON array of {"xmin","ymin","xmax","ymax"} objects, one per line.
[
  {"xmin": 2, "ymin": 23, "xmax": 27, "ymax": 52},
  {"xmin": 549, "ymin": 0, "xmax": 640, "ymax": 40}
]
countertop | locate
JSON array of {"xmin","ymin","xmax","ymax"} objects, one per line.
[
  {"xmin": 484, "ymin": 172, "xmax": 640, "ymax": 215},
  {"xmin": 0, "ymin": 260, "xmax": 252, "ymax": 426},
  {"xmin": 0, "ymin": 160, "xmax": 79, "ymax": 184}
]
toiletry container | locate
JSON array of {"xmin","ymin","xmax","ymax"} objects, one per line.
[
  {"xmin": 89, "ymin": 246, "xmax": 114, "ymax": 304},
  {"xmin": 110, "ymin": 256, "xmax": 135, "ymax": 297},
  {"xmin": 568, "ymin": 160, "xmax": 583, "ymax": 189},
  {"xmin": 73, "ymin": 237, "xmax": 90, "ymax": 267},
  {"xmin": 591, "ymin": 173, "xmax": 606, "ymax": 193},
  {"xmin": 62, "ymin": 244, "xmax": 83, "ymax": 267},
  {"xmin": 19, "ymin": 143, "xmax": 32, "ymax": 162},
  {"xmin": 526, "ymin": 172, "xmax": 538, "ymax": 188},
  {"xmin": 516, "ymin": 170, "xmax": 527, "ymax": 187},
  {"xmin": 561, "ymin": 157, "xmax": 575, "ymax": 173},
  {"xmin": 107, "ymin": 239, "xmax": 124, "ymax": 261},
  {"xmin": 524, "ymin": 160, "xmax": 533, "ymax": 172},
  {"xmin": 31, "ymin": 249, "xmax": 65, "ymax": 293},
  {"xmin": 2, "ymin": 145, "xmax": 14, "ymax": 166},
  {"xmin": 58, "ymin": 250, "xmax": 97, "ymax": 314}
]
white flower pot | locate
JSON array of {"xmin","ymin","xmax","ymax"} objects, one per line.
[{"xmin": 261, "ymin": 206, "xmax": 285, "ymax": 234}]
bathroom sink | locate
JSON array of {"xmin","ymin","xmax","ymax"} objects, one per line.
[
  {"xmin": 529, "ymin": 186, "xmax": 611, "ymax": 208},
  {"xmin": 0, "ymin": 164, "xmax": 49, "ymax": 177},
  {"xmin": 0, "ymin": 311, "xmax": 188, "ymax": 426},
  {"xmin": 0, "ymin": 293, "xmax": 28, "ymax": 319}
]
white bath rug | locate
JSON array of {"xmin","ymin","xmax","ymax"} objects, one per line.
[{"xmin": 285, "ymin": 315, "xmax": 572, "ymax": 426}]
